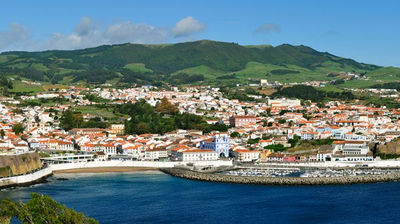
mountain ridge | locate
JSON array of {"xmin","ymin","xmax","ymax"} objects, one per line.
[{"xmin": 0, "ymin": 40, "xmax": 397, "ymax": 86}]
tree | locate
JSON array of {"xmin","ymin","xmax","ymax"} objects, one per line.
[
  {"xmin": 0, "ymin": 129, "xmax": 4, "ymax": 139},
  {"xmin": 60, "ymin": 110, "xmax": 83, "ymax": 131},
  {"xmin": 230, "ymin": 132, "xmax": 240, "ymax": 138},
  {"xmin": 155, "ymin": 97, "xmax": 177, "ymax": 115},
  {"xmin": 135, "ymin": 122, "xmax": 151, "ymax": 134},
  {"xmin": 0, "ymin": 193, "xmax": 99, "ymax": 224},
  {"xmin": 12, "ymin": 123, "xmax": 24, "ymax": 135}
]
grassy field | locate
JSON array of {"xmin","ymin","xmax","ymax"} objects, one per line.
[
  {"xmin": 74, "ymin": 106, "xmax": 116, "ymax": 118},
  {"xmin": 42, "ymin": 84, "xmax": 69, "ymax": 91},
  {"xmin": 365, "ymin": 67, "xmax": 400, "ymax": 82},
  {"xmin": 10, "ymin": 81, "xmax": 43, "ymax": 93},
  {"xmin": 337, "ymin": 80, "xmax": 381, "ymax": 88},
  {"xmin": 255, "ymin": 87, "xmax": 277, "ymax": 95},
  {"xmin": 315, "ymin": 85, "xmax": 344, "ymax": 92},
  {"xmin": 31, "ymin": 63, "xmax": 50, "ymax": 72},
  {"xmin": 124, "ymin": 63, "xmax": 153, "ymax": 73},
  {"xmin": 172, "ymin": 65, "xmax": 224, "ymax": 77}
]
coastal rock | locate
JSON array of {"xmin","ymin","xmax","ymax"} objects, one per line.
[{"xmin": 0, "ymin": 152, "xmax": 42, "ymax": 177}]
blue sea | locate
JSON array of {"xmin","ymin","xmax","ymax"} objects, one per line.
[{"xmin": 1, "ymin": 171, "xmax": 399, "ymax": 224}]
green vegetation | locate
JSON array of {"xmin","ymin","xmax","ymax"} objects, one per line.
[
  {"xmin": 247, "ymin": 138, "xmax": 260, "ymax": 145},
  {"xmin": 230, "ymin": 132, "xmax": 241, "ymax": 138},
  {"xmin": 60, "ymin": 110, "xmax": 84, "ymax": 131},
  {"xmin": 1, "ymin": 40, "xmax": 394, "ymax": 87},
  {"xmin": 124, "ymin": 63, "xmax": 153, "ymax": 73},
  {"xmin": 12, "ymin": 123, "xmax": 24, "ymax": 135},
  {"xmin": 270, "ymin": 69, "xmax": 300, "ymax": 75},
  {"xmin": 38, "ymin": 151, "xmax": 51, "ymax": 158},
  {"xmin": 60, "ymin": 109, "xmax": 112, "ymax": 130},
  {"xmin": 74, "ymin": 105, "xmax": 116, "ymax": 118},
  {"xmin": 264, "ymin": 144, "xmax": 288, "ymax": 152},
  {"xmin": 118, "ymin": 99, "xmax": 228, "ymax": 134},
  {"xmin": 272, "ymin": 85, "xmax": 355, "ymax": 102},
  {"xmin": 216, "ymin": 74, "xmax": 237, "ymax": 80},
  {"xmin": 0, "ymin": 166, "xmax": 11, "ymax": 177},
  {"xmin": 300, "ymin": 139, "xmax": 337, "ymax": 146},
  {"xmin": 370, "ymin": 82, "xmax": 400, "ymax": 91},
  {"xmin": 169, "ymin": 73, "xmax": 205, "ymax": 84},
  {"xmin": 0, "ymin": 193, "xmax": 98, "ymax": 224},
  {"xmin": 377, "ymin": 153, "xmax": 400, "ymax": 160},
  {"xmin": 288, "ymin": 135, "xmax": 300, "ymax": 148}
]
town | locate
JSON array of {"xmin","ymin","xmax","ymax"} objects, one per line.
[{"xmin": 0, "ymin": 82, "xmax": 399, "ymax": 172}]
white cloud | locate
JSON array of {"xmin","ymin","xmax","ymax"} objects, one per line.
[
  {"xmin": 172, "ymin": 16, "xmax": 206, "ymax": 37},
  {"xmin": 40, "ymin": 17, "xmax": 170, "ymax": 50},
  {"xmin": 0, "ymin": 23, "xmax": 33, "ymax": 51},
  {"xmin": 104, "ymin": 21, "xmax": 169, "ymax": 44},
  {"xmin": 0, "ymin": 16, "xmax": 206, "ymax": 51},
  {"xmin": 254, "ymin": 23, "xmax": 281, "ymax": 35}
]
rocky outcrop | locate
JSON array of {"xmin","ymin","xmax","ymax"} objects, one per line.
[
  {"xmin": 379, "ymin": 140, "xmax": 400, "ymax": 155},
  {"xmin": 0, "ymin": 152, "xmax": 42, "ymax": 178},
  {"xmin": 160, "ymin": 168, "xmax": 400, "ymax": 186}
]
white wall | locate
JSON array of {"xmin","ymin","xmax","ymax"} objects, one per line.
[{"xmin": 50, "ymin": 160, "xmax": 233, "ymax": 171}]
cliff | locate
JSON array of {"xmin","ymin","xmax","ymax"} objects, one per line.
[
  {"xmin": 378, "ymin": 140, "xmax": 400, "ymax": 155},
  {"xmin": 0, "ymin": 152, "xmax": 42, "ymax": 178}
]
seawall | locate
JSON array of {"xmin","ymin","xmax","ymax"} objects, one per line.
[
  {"xmin": 0, "ymin": 167, "xmax": 53, "ymax": 189},
  {"xmin": 49, "ymin": 160, "xmax": 233, "ymax": 171},
  {"xmin": 160, "ymin": 168, "xmax": 400, "ymax": 186}
]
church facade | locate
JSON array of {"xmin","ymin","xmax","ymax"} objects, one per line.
[{"xmin": 200, "ymin": 134, "xmax": 230, "ymax": 157}]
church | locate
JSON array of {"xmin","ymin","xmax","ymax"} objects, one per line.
[{"xmin": 200, "ymin": 134, "xmax": 230, "ymax": 157}]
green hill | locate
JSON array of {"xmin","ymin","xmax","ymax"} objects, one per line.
[{"xmin": 0, "ymin": 40, "xmax": 397, "ymax": 87}]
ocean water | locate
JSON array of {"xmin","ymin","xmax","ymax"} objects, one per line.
[{"xmin": 1, "ymin": 171, "xmax": 399, "ymax": 224}]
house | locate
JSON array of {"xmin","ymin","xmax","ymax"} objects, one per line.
[
  {"xmin": 56, "ymin": 141, "xmax": 74, "ymax": 151},
  {"xmin": 229, "ymin": 116, "xmax": 256, "ymax": 127},
  {"xmin": 95, "ymin": 152, "xmax": 107, "ymax": 161},
  {"xmin": 144, "ymin": 149, "xmax": 168, "ymax": 161},
  {"xmin": 301, "ymin": 132, "xmax": 320, "ymax": 140},
  {"xmin": 266, "ymin": 153, "xmax": 285, "ymax": 162},
  {"xmin": 259, "ymin": 139, "xmax": 274, "ymax": 147},
  {"xmin": 232, "ymin": 149, "xmax": 260, "ymax": 162},
  {"xmin": 108, "ymin": 124, "xmax": 125, "ymax": 135},
  {"xmin": 69, "ymin": 128, "xmax": 105, "ymax": 135}
]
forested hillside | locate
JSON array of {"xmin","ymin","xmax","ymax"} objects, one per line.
[{"xmin": 0, "ymin": 40, "xmax": 397, "ymax": 86}]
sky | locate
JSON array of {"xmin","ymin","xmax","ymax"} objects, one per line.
[{"xmin": 0, "ymin": 0, "xmax": 399, "ymax": 67}]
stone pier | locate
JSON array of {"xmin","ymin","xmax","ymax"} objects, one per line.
[{"xmin": 160, "ymin": 168, "xmax": 400, "ymax": 186}]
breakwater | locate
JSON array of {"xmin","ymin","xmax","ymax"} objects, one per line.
[{"xmin": 160, "ymin": 168, "xmax": 400, "ymax": 186}]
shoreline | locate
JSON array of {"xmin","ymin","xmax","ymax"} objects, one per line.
[{"xmin": 53, "ymin": 167, "xmax": 159, "ymax": 174}]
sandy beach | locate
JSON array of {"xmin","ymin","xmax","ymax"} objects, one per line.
[{"xmin": 53, "ymin": 167, "xmax": 159, "ymax": 174}]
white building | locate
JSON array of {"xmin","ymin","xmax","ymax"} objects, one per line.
[
  {"xmin": 144, "ymin": 149, "xmax": 168, "ymax": 161},
  {"xmin": 232, "ymin": 149, "xmax": 260, "ymax": 162},
  {"xmin": 176, "ymin": 149, "xmax": 218, "ymax": 161},
  {"xmin": 267, "ymin": 98, "xmax": 301, "ymax": 107}
]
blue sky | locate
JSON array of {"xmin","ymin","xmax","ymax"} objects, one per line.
[{"xmin": 0, "ymin": 0, "xmax": 399, "ymax": 67}]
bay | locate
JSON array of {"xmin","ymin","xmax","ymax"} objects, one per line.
[{"xmin": 1, "ymin": 171, "xmax": 399, "ymax": 224}]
